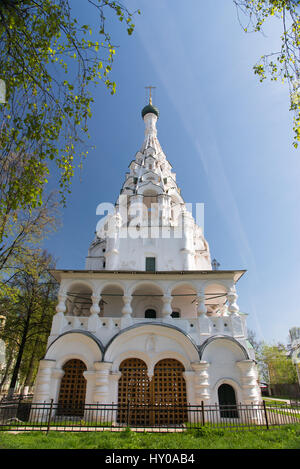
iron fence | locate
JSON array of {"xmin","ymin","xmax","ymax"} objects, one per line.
[
  {"xmin": 0, "ymin": 400, "xmax": 299, "ymax": 433},
  {"xmin": 0, "ymin": 393, "xmax": 34, "ymax": 403}
]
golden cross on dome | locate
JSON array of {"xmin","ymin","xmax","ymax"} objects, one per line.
[{"xmin": 145, "ymin": 85, "xmax": 156, "ymax": 105}]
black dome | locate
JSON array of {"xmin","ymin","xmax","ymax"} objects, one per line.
[{"xmin": 141, "ymin": 103, "xmax": 159, "ymax": 119}]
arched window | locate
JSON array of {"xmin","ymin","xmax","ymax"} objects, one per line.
[
  {"xmin": 145, "ymin": 309, "xmax": 156, "ymax": 319},
  {"xmin": 145, "ymin": 257, "xmax": 156, "ymax": 272},
  {"xmin": 171, "ymin": 311, "xmax": 180, "ymax": 318}
]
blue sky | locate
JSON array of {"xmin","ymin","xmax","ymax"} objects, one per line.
[{"xmin": 43, "ymin": 1, "xmax": 300, "ymax": 345}]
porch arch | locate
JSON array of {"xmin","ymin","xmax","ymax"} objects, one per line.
[
  {"xmin": 117, "ymin": 356, "xmax": 188, "ymax": 425},
  {"xmin": 64, "ymin": 282, "xmax": 93, "ymax": 317},
  {"xmin": 57, "ymin": 359, "xmax": 87, "ymax": 416},
  {"xmin": 152, "ymin": 358, "xmax": 188, "ymax": 424},
  {"xmin": 199, "ymin": 335, "xmax": 249, "ymax": 360},
  {"xmin": 45, "ymin": 331, "xmax": 104, "ymax": 367},
  {"xmin": 104, "ymin": 323, "xmax": 201, "ymax": 365}
]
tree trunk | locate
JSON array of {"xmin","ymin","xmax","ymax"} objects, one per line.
[
  {"xmin": 7, "ymin": 305, "xmax": 32, "ymax": 398},
  {"xmin": 21, "ymin": 338, "xmax": 39, "ymax": 395},
  {"xmin": 21, "ymin": 281, "xmax": 52, "ymax": 395},
  {"xmin": 0, "ymin": 346, "xmax": 15, "ymax": 393}
]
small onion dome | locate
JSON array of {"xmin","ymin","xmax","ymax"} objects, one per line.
[{"xmin": 141, "ymin": 103, "xmax": 159, "ymax": 119}]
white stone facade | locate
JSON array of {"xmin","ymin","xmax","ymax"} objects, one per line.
[
  {"xmin": 33, "ymin": 102, "xmax": 261, "ymax": 417},
  {"xmin": 86, "ymin": 110, "xmax": 211, "ymax": 272}
]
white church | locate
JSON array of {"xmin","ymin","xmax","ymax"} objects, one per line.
[{"xmin": 33, "ymin": 97, "xmax": 261, "ymax": 423}]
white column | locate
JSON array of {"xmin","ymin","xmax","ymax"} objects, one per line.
[
  {"xmin": 183, "ymin": 371, "xmax": 196, "ymax": 405},
  {"xmin": 196, "ymin": 292, "xmax": 207, "ymax": 316},
  {"xmin": 227, "ymin": 286, "xmax": 240, "ymax": 315},
  {"xmin": 93, "ymin": 362, "xmax": 112, "ymax": 404},
  {"xmin": 33, "ymin": 359, "xmax": 56, "ymax": 403},
  {"xmin": 227, "ymin": 286, "xmax": 245, "ymax": 337},
  {"xmin": 236, "ymin": 360, "xmax": 261, "ymax": 405},
  {"xmin": 50, "ymin": 293, "xmax": 68, "ymax": 336},
  {"xmin": 90, "ymin": 294, "xmax": 101, "ymax": 315},
  {"xmin": 121, "ymin": 294, "xmax": 133, "ymax": 328},
  {"xmin": 196, "ymin": 290, "xmax": 211, "ymax": 335},
  {"xmin": 51, "ymin": 369, "xmax": 65, "ymax": 403},
  {"xmin": 110, "ymin": 372, "xmax": 122, "ymax": 405},
  {"xmin": 88, "ymin": 294, "xmax": 102, "ymax": 333},
  {"xmin": 191, "ymin": 362, "xmax": 210, "ymax": 404},
  {"xmin": 162, "ymin": 294, "xmax": 172, "ymax": 321},
  {"xmin": 82, "ymin": 370, "xmax": 96, "ymax": 420},
  {"xmin": 110, "ymin": 371, "xmax": 122, "ymax": 423},
  {"xmin": 56, "ymin": 292, "xmax": 67, "ymax": 314}
]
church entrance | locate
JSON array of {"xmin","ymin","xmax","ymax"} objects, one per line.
[
  {"xmin": 57, "ymin": 359, "xmax": 87, "ymax": 417},
  {"xmin": 117, "ymin": 358, "xmax": 151, "ymax": 425},
  {"xmin": 151, "ymin": 359, "xmax": 188, "ymax": 425},
  {"xmin": 117, "ymin": 358, "xmax": 187, "ymax": 426},
  {"xmin": 218, "ymin": 383, "xmax": 239, "ymax": 418}
]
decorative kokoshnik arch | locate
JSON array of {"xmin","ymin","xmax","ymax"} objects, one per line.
[
  {"xmin": 45, "ymin": 330, "xmax": 105, "ymax": 362},
  {"xmin": 198, "ymin": 335, "xmax": 250, "ymax": 360},
  {"xmin": 33, "ymin": 325, "xmax": 258, "ymax": 411},
  {"xmin": 37, "ymin": 331, "xmax": 105, "ymax": 404},
  {"xmin": 45, "ymin": 326, "xmax": 249, "ymax": 365},
  {"xmin": 103, "ymin": 322, "xmax": 201, "ymax": 370}
]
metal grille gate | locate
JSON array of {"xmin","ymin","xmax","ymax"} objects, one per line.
[
  {"xmin": 117, "ymin": 358, "xmax": 151, "ymax": 425},
  {"xmin": 117, "ymin": 358, "xmax": 187, "ymax": 426},
  {"xmin": 152, "ymin": 359, "xmax": 188, "ymax": 425},
  {"xmin": 57, "ymin": 359, "xmax": 87, "ymax": 417}
]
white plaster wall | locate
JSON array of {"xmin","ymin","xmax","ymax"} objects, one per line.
[
  {"xmin": 201, "ymin": 339, "xmax": 246, "ymax": 404},
  {"xmin": 116, "ymin": 236, "xmax": 184, "ymax": 271},
  {"xmin": 86, "ymin": 230, "xmax": 211, "ymax": 271},
  {"xmin": 102, "ymin": 296, "xmax": 123, "ymax": 317},
  {"xmin": 45, "ymin": 333, "xmax": 103, "ymax": 369},
  {"xmin": 34, "ymin": 326, "xmax": 259, "ymax": 409},
  {"xmin": 104, "ymin": 325, "xmax": 200, "ymax": 369},
  {"xmin": 131, "ymin": 296, "xmax": 163, "ymax": 318},
  {"xmin": 43, "ymin": 333, "xmax": 103, "ymax": 404},
  {"xmin": 171, "ymin": 296, "xmax": 196, "ymax": 318}
]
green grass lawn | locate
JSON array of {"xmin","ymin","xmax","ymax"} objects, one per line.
[{"xmin": 0, "ymin": 425, "xmax": 300, "ymax": 449}]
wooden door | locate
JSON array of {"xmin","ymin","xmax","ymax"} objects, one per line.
[
  {"xmin": 117, "ymin": 358, "xmax": 150, "ymax": 425},
  {"xmin": 118, "ymin": 357, "xmax": 187, "ymax": 426},
  {"xmin": 57, "ymin": 359, "xmax": 87, "ymax": 416},
  {"xmin": 151, "ymin": 359, "xmax": 188, "ymax": 425}
]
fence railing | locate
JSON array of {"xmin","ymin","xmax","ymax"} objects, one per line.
[
  {"xmin": 0, "ymin": 394, "xmax": 34, "ymax": 403},
  {"xmin": 0, "ymin": 400, "xmax": 299, "ymax": 433}
]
